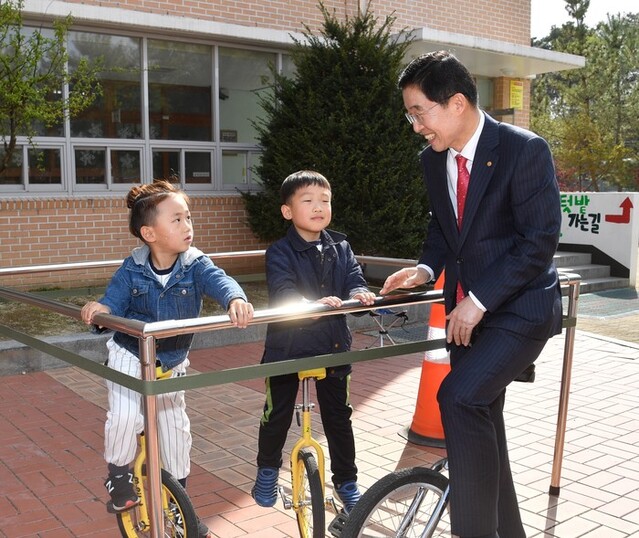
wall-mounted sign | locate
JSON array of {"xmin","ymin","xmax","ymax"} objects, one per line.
[
  {"xmin": 220, "ymin": 130, "xmax": 238, "ymax": 143},
  {"xmin": 560, "ymin": 192, "xmax": 639, "ymax": 285},
  {"xmin": 509, "ymin": 80, "xmax": 524, "ymax": 110}
]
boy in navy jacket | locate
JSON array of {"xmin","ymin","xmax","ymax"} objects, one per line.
[{"xmin": 251, "ymin": 170, "xmax": 375, "ymax": 513}]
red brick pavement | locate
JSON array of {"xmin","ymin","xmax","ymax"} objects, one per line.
[{"xmin": 2, "ymin": 329, "xmax": 639, "ymax": 537}]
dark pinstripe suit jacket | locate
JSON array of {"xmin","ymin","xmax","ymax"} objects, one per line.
[{"xmin": 419, "ymin": 112, "xmax": 563, "ymax": 340}]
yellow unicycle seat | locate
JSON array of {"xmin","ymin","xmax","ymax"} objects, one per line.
[
  {"xmin": 298, "ymin": 368, "xmax": 326, "ymax": 381},
  {"xmin": 155, "ymin": 365, "xmax": 173, "ymax": 380}
]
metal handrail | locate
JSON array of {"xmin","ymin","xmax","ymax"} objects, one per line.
[{"xmin": 0, "ymin": 249, "xmax": 267, "ymax": 276}]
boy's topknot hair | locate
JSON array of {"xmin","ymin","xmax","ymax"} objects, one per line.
[
  {"xmin": 127, "ymin": 179, "xmax": 190, "ymax": 242},
  {"xmin": 280, "ymin": 170, "xmax": 331, "ymax": 204}
]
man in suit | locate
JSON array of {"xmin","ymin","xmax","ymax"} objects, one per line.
[{"xmin": 380, "ymin": 51, "xmax": 563, "ymax": 538}]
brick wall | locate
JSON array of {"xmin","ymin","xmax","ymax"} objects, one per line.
[
  {"xmin": 0, "ymin": 196, "xmax": 267, "ymax": 290},
  {"xmin": 57, "ymin": 0, "xmax": 530, "ymax": 45},
  {"xmin": 493, "ymin": 77, "xmax": 531, "ymax": 128}
]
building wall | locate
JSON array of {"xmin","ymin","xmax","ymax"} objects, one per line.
[
  {"xmin": 1, "ymin": 196, "xmax": 267, "ymax": 290},
  {"xmin": 493, "ymin": 77, "xmax": 532, "ymax": 127},
  {"xmin": 56, "ymin": 0, "xmax": 531, "ymax": 45}
]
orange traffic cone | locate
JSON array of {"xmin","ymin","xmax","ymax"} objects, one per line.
[{"xmin": 404, "ymin": 272, "xmax": 450, "ymax": 448}]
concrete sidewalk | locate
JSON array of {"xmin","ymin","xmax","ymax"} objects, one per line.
[{"xmin": 1, "ymin": 322, "xmax": 638, "ymax": 537}]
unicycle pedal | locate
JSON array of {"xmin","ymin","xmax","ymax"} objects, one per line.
[{"xmin": 328, "ymin": 511, "xmax": 349, "ymax": 537}]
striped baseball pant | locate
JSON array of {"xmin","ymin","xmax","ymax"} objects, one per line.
[{"xmin": 104, "ymin": 338, "xmax": 192, "ymax": 480}]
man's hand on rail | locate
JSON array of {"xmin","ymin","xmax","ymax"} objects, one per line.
[
  {"xmin": 81, "ymin": 301, "xmax": 111, "ymax": 327},
  {"xmin": 228, "ymin": 298, "xmax": 254, "ymax": 329},
  {"xmin": 380, "ymin": 267, "xmax": 429, "ymax": 295}
]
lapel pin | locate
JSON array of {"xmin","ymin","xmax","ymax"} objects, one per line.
[{"xmin": 487, "ymin": 161, "xmax": 493, "ymax": 167}]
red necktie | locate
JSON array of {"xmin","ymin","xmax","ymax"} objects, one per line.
[
  {"xmin": 456, "ymin": 154, "xmax": 470, "ymax": 229},
  {"xmin": 455, "ymin": 154, "xmax": 470, "ymax": 304}
]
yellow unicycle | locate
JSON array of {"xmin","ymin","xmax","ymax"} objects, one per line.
[
  {"xmin": 115, "ymin": 367, "xmax": 199, "ymax": 537},
  {"xmin": 279, "ymin": 368, "xmax": 333, "ymax": 538}
]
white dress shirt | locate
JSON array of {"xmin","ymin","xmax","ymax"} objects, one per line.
[{"xmin": 418, "ymin": 111, "xmax": 487, "ymax": 311}]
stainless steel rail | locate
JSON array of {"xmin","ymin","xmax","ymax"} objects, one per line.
[
  {"xmin": 551, "ymin": 271, "xmax": 580, "ymax": 495},
  {"xmin": 0, "ymin": 249, "xmax": 267, "ymax": 276}
]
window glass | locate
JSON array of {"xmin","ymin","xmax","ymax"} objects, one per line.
[
  {"xmin": 476, "ymin": 77, "xmax": 494, "ymax": 110},
  {"xmin": 111, "ymin": 150, "xmax": 141, "ymax": 184},
  {"xmin": 222, "ymin": 150, "xmax": 263, "ymax": 187},
  {"xmin": 148, "ymin": 40, "xmax": 212, "ymax": 141},
  {"xmin": 185, "ymin": 152, "xmax": 212, "ymax": 184},
  {"xmin": 1, "ymin": 27, "xmax": 64, "ymax": 137},
  {"xmin": 222, "ymin": 150, "xmax": 247, "ymax": 185},
  {"xmin": 68, "ymin": 32, "xmax": 142, "ymax": 139},
  {"xmin": 152, "ymin": 150, "xmax": 180, "ymax": 181},
  {"xmin": 218, "ymin": 47, "xmax": 275, "ymax": 144},
  {"xmin": 29, "ymin": 148, "xmax": 61, "ymax": 185},
  {"xmin": 248, "ymin": 151, "xmax": 263, "ymax": 186},
  {"xmin": 281, "ymin": 54, "xmax": 297, "ymax": 79},
  {"xmin": 0, "ymin": 147, "xmax": 23, "ymax": 185},
  {"xmin": 75, "ymin": 148, "xmax": 106, "ymax": 185}
]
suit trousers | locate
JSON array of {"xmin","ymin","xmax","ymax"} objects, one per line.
[
  {"xmin": 257, "ymin": 371, "xmax": 357, "ymax": 486},
  {"xmin": 438, "ymin": 327, "xmax": 548, "ymax": 538}
]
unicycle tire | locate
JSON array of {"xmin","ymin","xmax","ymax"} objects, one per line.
[
  {"xmin": 340, "ymin": 466, "xmax": 450, "ymax": 538},
  {"xmin": 116, "ymin": 468, "xmax": 199, "ymax": 537},
  {"xmin": 294, "ymin": 448, "xmax": 325, "ymax": 538}
]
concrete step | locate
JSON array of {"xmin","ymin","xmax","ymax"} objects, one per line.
[
  {"xmin": 557, "ymin": 264, "xmax": 610, "ymax": 280},
  {"xmin": 555, "ymin": 251, "xmax": 630, "ymax": 294},
  {"xmin": 554, "ymin": 251, "xmax": 591, "ymax": 267},
  {"xmin": 577, "ymin": 276, "xmax": 630, "ymax": 294}
]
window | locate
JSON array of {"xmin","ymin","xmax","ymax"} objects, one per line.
[
  {"xmin": 148, "ymin": 40, "xmax": 212, "ymax": 141},
  {"xmin": 222, "ymin": 150, "xmax": 262, "ymax": 186},
  {"xmin": 0, "ymin": 28, "xmax": 291, "ymax": 195},
  {"xmin": 476, "ymin": 77, "xmax": 494, "ymax": 110},
  {"xmin": 111, "ymin": 150, "xmax": 141, "ymax": 184},
  {"xmin": 185, "ymin": 152, "xmax": 212, "ymax": 184},
  {"xmin": 74, "ymin": 146, "xmax": 142, "ymax": 188},
  {"xmin": 68, "ymin": 32, "xmax": 142, "ymax": 139},
  {"xmin": 281, "ymin": 54, "xmax": 297, "ymax": 79},
  {"xmin": 75, "ymin": 148, "xmax": 106, "ymax": 185},
  {"xmin": 0, "ymin": 145, "xmax": 63, "ymax": 191},
  {"xmin": 152, "ymin": 149, "xmax": 179, "ymax": 182},
  {"xmin": 0, "ymin": 147, "xmax": 24, "ymax": 186},
  {"xmin": 152, "ymin": 149, "xmax": 214, "ymax": 187},
  {"xmin": 218, "ymin": 47, "xmax": 274, "ymax": 144},
  {"xmin": 29, "ymin": 148, "xmax": 62, "ymax": 186}
]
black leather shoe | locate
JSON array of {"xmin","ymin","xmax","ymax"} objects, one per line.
[{"xmin": 514, "ymin": 363, "xmax": 535, "ymax": 383}]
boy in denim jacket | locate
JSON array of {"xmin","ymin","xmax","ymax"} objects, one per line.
[
  {"xmin": 82, "ymin": 179, "xmax": 253, "ymax": 538},
  {"xmin": 252, "ymin": 170, "xmax": 376, "ymax": 513}
]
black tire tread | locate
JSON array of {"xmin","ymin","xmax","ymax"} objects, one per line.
[
  {"xmin": 296, "ymin": 448, "xmax": 326, "ymax": 538},
  {"xmin": 116, "ymin": 468, "xmax": 199, "ymax": 537}
]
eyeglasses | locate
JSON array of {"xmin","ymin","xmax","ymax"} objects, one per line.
[
  {"xmin": 404, "ymin": 94, "xmax": 455, "ymax": 125},
  {"xmin": 404, "ymin": 102, "xmax": 441, "ymax": 125}
]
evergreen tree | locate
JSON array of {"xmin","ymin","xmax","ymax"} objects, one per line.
[
  {"xmin": 531, "ymin": 1, "xmax": 637, "ymax": 191},
  {"xmin": 241, "ymin": 4, "xmax": 427, "ymax": 257}
]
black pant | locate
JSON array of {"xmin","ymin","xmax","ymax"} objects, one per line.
[
  {"xmin": 439, "ymin": 327, "xmax": 546, "ymax": 538},
  {"xmin": 256, "ymin": 372, "xmax": 357, "ymax": 486}
]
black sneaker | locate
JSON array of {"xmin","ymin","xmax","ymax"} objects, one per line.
[
  {"xmin": 335, "ymin": 480, "xmax": 361, "ymax": 514},
  {"xmin": 197, "ymin": 517, "xmax": 212, "ymax": 538},
  {"xmin": 105, "ymin": 471, "xmax": 140, "ymax": 513}
]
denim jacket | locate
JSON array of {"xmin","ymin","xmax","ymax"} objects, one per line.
[
  {"xmin": 99, "ymin": 245, "xmax": 247, "ymax": 369},
  {"xmin": 262, "ymin": 226, "xmax": 369, "ymax": 376}
]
